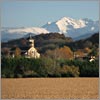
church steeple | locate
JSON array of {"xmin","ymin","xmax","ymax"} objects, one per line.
[
  {"xmin": 26, "ymin": 33, "xmax": 40, "ymax": 58},
  {"xmin": 29, "ymin": 34, "xmax": 34, "ymax": 47},
  {"xmin": 29, "ymin": 34, "xmax": 31, "ymax": 39}
]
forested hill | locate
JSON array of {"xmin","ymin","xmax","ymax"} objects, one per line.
[
  {"xmin": 1, "ymin": 33, "xmax": 73, "ymax": 50},
  {"xmin": 67, "ymin": 33, "xmax": 99, "ymax": 50},
  {"xmin": 1, "ymin": 32, "xmax": 99, "ymax": 53}
]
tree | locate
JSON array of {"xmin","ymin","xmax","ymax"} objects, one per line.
[
  {"xmin": 21, "ymin": 39, "xmax": 27, "ymax": 46},
  {"xmin": 88, "ymin": 46, "xmax": 98, "ymax": 57},
  {"xmin": 14, "ymin": 47, "xmax": 21, "ymax": 57},
  {"xmin": 84, "ymin": 41, "xmax": 92, "ymax": 48},
  {"xmin": 60, "ymin": 65, "xmax": 80, "ymax": 77},
  {"xmin": 1, "ymin": 47, "xmax": 10, "ymax": 57},
  {"xmin": 84, "ymin": 47, "xmax": 91, "ymax": 54},
  {"xmin": 45, "ymin": 46, "xmax": 73, "ymax": 60},
  {"xmin": 74, "ymin": 49, "xmax": 85, "ymax": 57},
  {"xmin": 59, "ymin": 46, "xmax": 73, "ymax": 59}
]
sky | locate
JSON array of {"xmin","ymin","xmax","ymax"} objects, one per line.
[{"xmin": 1, "ymin": 0, "xmax": 99, "ymax": 27}]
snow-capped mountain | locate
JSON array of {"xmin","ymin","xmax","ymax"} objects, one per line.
[
  {"xmin": 1, "ymin": 17, "xmax": 99, "ymax": 42},
  {"xmin": 43, "ymin": 17, "xmax": 99, "ymax": 38},
  {"xmin": 1, "ymin": 27, "xmax": 49, "ymax": 42}
]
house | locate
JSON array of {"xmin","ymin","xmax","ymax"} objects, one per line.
[
  {"xmin": 10, "ymin": 34, "xmax": 40, "ymax": 58},
  {"xmin": 89, "ymin": 56, "xmax": 96, "ymax": 62},
  {"xmin": 74, "ymin": 49, "xmax": 96, "ymax": 62}
]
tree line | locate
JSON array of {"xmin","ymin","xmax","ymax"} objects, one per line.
[{"xmin": 1, "ymin": 57, "xmax": 99, "ymax": 78}]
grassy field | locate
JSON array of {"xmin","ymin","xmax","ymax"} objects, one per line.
[{"xmin": 1, "ymin": 78, "xmax": 99, "ymax": 99}]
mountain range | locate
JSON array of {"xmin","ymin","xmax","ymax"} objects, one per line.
[{"xmin": 1, "ymin": 17, "xmax": 99, "ymax": 42}]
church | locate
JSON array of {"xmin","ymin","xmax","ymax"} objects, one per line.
[
  {"xmin": 11, "ymin": 34, "xmax": 40, "ymax": 58},
  {"xmin": 24, "ymin": 35, "xmax": 40, "ymax": 58}
]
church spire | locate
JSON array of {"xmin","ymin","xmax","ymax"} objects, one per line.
[
  {"xmin": 29, "ymin": 33, "xmax": 32, "ymax": 39},
  {"xmin": 29, "ymin": 34, "xmax": 34, "ymax": 47}
]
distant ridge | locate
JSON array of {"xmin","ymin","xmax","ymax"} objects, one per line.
[{"xmin": 1, "ymin": 17, "xmax": 99, "ymax": 42}]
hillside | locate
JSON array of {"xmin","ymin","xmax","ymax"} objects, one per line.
[
  {"xmin": 1, "ymin": 33, "xmax": 73, "ymax": 53},
  {"xmin": 67, "ymin": 33, "xmax": 99, "ymax": 50},
  {"xmin": 1, "ymin": 32, "xmax": 99, "ymax": 54}
]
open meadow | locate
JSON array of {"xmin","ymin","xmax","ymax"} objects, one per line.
[{"xmin": 1, "ymin": 78, "xmax": 99, "ymax": 99}]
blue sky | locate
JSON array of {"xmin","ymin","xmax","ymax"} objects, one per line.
[{"xmin": 1, "ymin": 1, "xmax": 99, "ymax": 27}]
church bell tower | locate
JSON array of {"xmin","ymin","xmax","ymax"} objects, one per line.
[{"xmin": 29, "ymin": 34, "xmax": 34, "ymax": 47}]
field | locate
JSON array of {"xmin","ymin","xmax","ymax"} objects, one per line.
[{"xmin": 1, "ymin": 78, "xmax": 99, "ymax": 99}]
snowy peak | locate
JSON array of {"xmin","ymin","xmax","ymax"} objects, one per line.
[
  {"xmin": 57, "ymin": 17, "xmax": 86, "ymax": 28},
  {"xmin": 1, "ymin": 27, "xmax": 49, "ymax": 42},
  {"xmin": 43, "ymin": 22, "xmax": 60, "ymax": 33},
  {"xmin": 6, "ymin": 27, "xmax": 49, "ymax": 34},
  {"xmin": 43, "ymin": 16, "xmax": 87, "ymax": 34},
  {"xmin": 43, "ymin": 16, "xmax": 99, "ymax": 37},
  {"xmin": 1, "ymin": 16, "xmax": 99, "ymax": 42}
]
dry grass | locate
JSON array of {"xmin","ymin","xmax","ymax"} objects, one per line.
[{"xmin": 1, "ymin": 78, "xmax": 99, "ymax": 99}]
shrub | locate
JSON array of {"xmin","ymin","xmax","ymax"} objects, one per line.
[
  {"xmin": 79, "ymin": 60, "xmax": 99, "ymax": 77},
  {"xmin": 60, "ymin": 65, "xmax": 80, "ymax": 77}
]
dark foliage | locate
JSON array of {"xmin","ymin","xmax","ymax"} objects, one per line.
[
  {"xmin": 1, "ymin": 33, "xmax": 73, "ymax": 53},
  {"xmin": 58, "ymin": 59, "xmax": 99, "ymax": 77},
  {"xmin": 1, "ymin": 57, "xmax": 99, "ymax": 78},
  {"xmin": 67, "ymin": 33, "xmax": 99, "ymax": 50}
]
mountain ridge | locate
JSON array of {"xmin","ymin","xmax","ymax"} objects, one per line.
[
  {"xmin": 1, "ymin": 16, "xmax": 99, "ymax": 42},
  {"xmin": 43, "ymin": 17, "xmax": 99, "ymax": 37}
]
